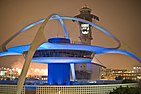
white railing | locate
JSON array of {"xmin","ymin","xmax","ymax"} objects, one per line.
[
  {"xmin": 0, "ymin": 83, "xmax": 138, "ymax": 94},
  {"xmin": 36, "ymin": 83, "xmax": 138, "ymax": 94},
  {"xmin": 0, "ymin": 85, "xmax": 25, "ymax": 94}
]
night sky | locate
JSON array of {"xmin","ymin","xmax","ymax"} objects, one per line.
[{"xmin": 0, "ymin": 0, "xmax": 141, "ymax": 70}]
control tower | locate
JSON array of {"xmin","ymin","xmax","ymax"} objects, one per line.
[
  {"xmin": 74, "ymin": 5, "xmax": 99, "ymax": 45},
  {"xmin": 74, "ymin": 6, "xmax": 101, "ymax": 81}
]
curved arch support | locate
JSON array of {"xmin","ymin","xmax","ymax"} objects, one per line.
[
  {"xmin": 97, "ymin": 49, "xmax": 141, "ymax": 63},
  {"xmin": 16, "ymin": 14, "xmax": 56, "ymax": 94},
  {"xmin": 20, "ymin": 20, "xmax": 45, "ymax": 33},
  {"xmin": 0, "ymin": 52, "xmax": 21, "ymax": 57},
  {"xmin": 53, "ymin": 15, "xmax": 69, "ymax": 38},
  {"xmin": 60, "ymin": 17, "xmax": 121, "ymax": 49}
]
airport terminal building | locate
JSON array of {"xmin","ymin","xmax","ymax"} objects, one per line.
[{"xmin": 0, "ymin": 7, "xmax": 140, "ymax": 94}]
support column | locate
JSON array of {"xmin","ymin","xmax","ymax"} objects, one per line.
[
  {"xmin": 48, "ymin": 63, "xmax": 70, "ymax": 85},
  {"xmin": 70, "ymin": 64, "xmax": 76, "ymax": 81}
]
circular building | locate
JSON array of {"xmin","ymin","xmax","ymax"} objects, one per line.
[{"xmin": 0, "ymin": 14, "xmax": 140, "ymax": 94}]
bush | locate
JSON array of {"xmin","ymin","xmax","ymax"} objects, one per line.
[
  {"xmin": 109, "ymin": 84, "xmax": 141, "ymax": 94},
  {"xmin": 122, "ymin": 79, "xmax": 137, "ymax": 83}
]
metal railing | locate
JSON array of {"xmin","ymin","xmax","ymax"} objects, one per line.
[
  {"xmin": 0, "ymin": 83, "xmax": 138, "ymax": 94},
  {"xmin": 0, "ymin": 85, "xmax": 25, "ymax": 94},
  {"xmin": 36, "ymin": 83, "xmax": 138, "ymax": 94}
]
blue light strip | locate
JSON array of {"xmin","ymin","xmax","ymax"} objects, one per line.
[
  {"xmin": 0, "ymin": 52, "xmax": 21, "ymax": 57},
  {"xmin": 100, "ymin": 49, "xmax": 141, "ymax": 63},
  {"xmin": 60, "ymin": 17, "xmax": 121, "ymax": 49},
  {"xmin": 19, "ymin": 15, "xmax": 69, "ymax": 38},
  {"xmin": 53, "ymin": 15, "xmax": 69, "ymax": 38},
  {"xmin": 31, "ymin": 57, "xmax": 91, "ymax": 64},
  {"xmin": 2, "ymin": 42, "xmax": 140, "ymax": 63},
  {"xmin": 19, "ymin": 19, "xmax": 44, "ymax": 33},
  {"xmin": 70, "ymin": 64, "xmax": 76, "ymax": 80}
]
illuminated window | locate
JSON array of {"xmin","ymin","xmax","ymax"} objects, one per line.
[{"xmin": 81, "ymin": 24, "xmax": 90, "ymax": 34}]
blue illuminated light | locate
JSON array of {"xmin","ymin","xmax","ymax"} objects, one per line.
[
  {"xmin": 70, "ymin": 64, "xmax": 76, "ymax": 80},
  {"xmin": 8, "ymin": 45, "xmax": 30, "ymax": 53},
  {"xmin": 53, "ymin": 15, "xmax": 69, "ymax": 38},
  {"xmin": 19, "ymin": 19, "xmax": 44, "ymax": 33},
  {"xmin": 31, "ymin": 57, "xmax": 91, "ymax": 64},
  {"xmin": 48, "ymin": 63, "xmax": 70, "ymax": 85},
  {"xmin": 19, "ymin": 15, "xmax": 69, "ymax": 38},
  {"xmin": 102, "ymin": 49, "xmax": 141, "ymax": 63},
  {"xmin": 0, "ymin": 52, "xmax": 21, "ymax": 57},
  {"xmin": 48, "ymin": 38, "xmax": 70, "ymax": 43},
  {"xmin": 1, "ymin": 42, "xmax": 140, "ymax": 63},
  {"xmin": 60, "ymin": 17, "xmax": 121, "ymax": 49}
]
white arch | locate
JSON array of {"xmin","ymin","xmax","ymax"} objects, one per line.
[{"xmin": 16, "ymin": 14, "xmax": 55, "ymax": 94}]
